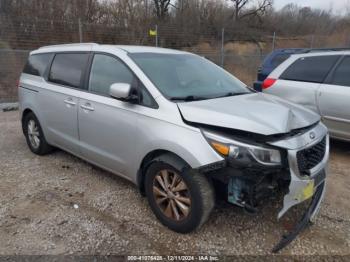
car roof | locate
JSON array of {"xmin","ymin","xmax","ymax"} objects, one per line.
[
  {"xmin": 262, "ymin": 49, "xmax": 308, "ymax": 66},
  {"xmin": 272, "ymin": 48, "xmax": 306, "ymax": 53},
  {"xmin": 30, "ymin": 43, "xmax": 189, "ymax": 55},
  {"xmin": 267, "ymin": 50, "xmax": 350, "ymax": 79},
  {"xmin": 290, "ymin": 50, "xmax": 350, "ymax": 59},
  {"xmin": 272, "ymin": 47, "xmax": 350, "ymax": 54}
]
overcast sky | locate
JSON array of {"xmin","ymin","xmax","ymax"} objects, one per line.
[{"xmin": 274, "ymin": 0, "xmax": 349, "ymax": 14}]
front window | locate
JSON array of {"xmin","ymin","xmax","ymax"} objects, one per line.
[
  {"xmin": 129, "ymin": 53, "xmax": 250, "ymax": 101},
  {"xmin": 89, "ymin": 54, "xmax": 135, "ymax": 96},
  {"xmin": 88, "ymin": 54, "xmax": 157, "ymax": 108}
]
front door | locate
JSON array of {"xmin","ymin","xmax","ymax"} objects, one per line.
[{"xmin": 78, "ymin": 54, "xmax": 140, "ymax": 177}]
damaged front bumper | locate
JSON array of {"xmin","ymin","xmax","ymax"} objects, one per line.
[
  {"xmin": 270, "ymin": 123, "xmax": 329, "ymax": 222},
  {"xmin": 269, "ymin": 125, "xmax": 329, "ymax": 252},
  {"xmin": 197, "ymin": 123, "xmax": 330, "ymax": 252}
]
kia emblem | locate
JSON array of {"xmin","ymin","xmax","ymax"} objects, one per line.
[{"xmin": 309, "ymin": 132, "xmax": 316, "ymax": 140}]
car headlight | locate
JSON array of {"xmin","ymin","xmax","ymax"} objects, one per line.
[{"xmin": 202, "ymin": 130, "xmax": 281, "ymax": 166}]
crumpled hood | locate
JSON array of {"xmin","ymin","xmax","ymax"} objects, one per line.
[{"xmin": 178, "ymin": 93, "xmax": 320, "ymax": 136}]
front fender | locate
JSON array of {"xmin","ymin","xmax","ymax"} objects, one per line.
[{"xmin": 129, "ymin": 120, "xmax": 223, "ymax": 184}]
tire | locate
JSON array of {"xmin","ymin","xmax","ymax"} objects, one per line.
[
  {"xmin": 23, "ymin": 112, "xmax": 53, "ymax": 155},
  {"xmin": 145, "ymin": 161, "xmax": 214, "ymax": 233}
]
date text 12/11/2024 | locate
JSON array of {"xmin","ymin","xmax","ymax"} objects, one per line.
[{"xmin": 127, "ymin": 255, "xmax": 219, "ymax": 261}]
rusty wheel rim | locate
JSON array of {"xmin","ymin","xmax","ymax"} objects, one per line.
[{"xmin": 153, "ymin": 169, "xmax": 191, "ymax": 221}]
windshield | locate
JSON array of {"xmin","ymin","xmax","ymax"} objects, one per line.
[{"xmin": 129, "ymin": 53, "xmax": 251, "ymax": 101}]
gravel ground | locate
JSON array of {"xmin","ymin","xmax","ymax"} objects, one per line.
[{"xmin": 0, "ymin": 110, "xmax": 349, "ymax": 256}]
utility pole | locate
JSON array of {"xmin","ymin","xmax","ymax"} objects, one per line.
[
  {"xmin": 310, "ymin": 35, "xmax": 315, "ymax": 48},
  {"xmin": 156, "ymin": 24, "xmax": 159, "ymax": 47},
  {"xmin": 145, "ymin": 0, "xmax": 149, "ymax": 18},
  {"xmin": 78, "ymin": 18, "xmax": 83, "ymax": 43},
  {"xmin": 221, "ymin": 28, "xmax": 225, "ymax": 67},
  {"xmin": 272, "ymin": 32, "xmax": 276, "ymax": 51}
]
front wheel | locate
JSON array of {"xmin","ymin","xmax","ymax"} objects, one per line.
[{"xmin": 145, "ymin": 161, "xmax": 214, "ymax": 233}]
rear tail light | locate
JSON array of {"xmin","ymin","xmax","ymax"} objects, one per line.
[
  {"xmin": 262, "ymin": 78, "xmax": 276, "ymax": 89},
  {"xmin": 16, "ymin": 79, "xmax": 20, "ymax": 88}
]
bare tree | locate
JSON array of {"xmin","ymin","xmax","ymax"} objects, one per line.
[
  {"xmin": 229, "ymin": 0, "xmax": 272, "ymax": 21},
  {"xmin": 153, "ymin": 0, "xmax": 171, "ymax": 20}
]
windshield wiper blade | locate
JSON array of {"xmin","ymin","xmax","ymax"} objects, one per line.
[
  {"xmin": 170, "ymin": 92, "xmax": 249, "ymax": 101},
  {"xmin": 214, "ymin": 92, "xmax": 249, "ymax": 99},
  {"xmin": 170, "ymin": 95, "xmax": 208, "ymax": 101}
]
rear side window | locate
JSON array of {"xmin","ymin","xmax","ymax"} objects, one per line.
[
  {"xmin": 23, "ymin": 53, "xmax": 53, "ymax": 76},
  {"xmin": 280, "ymin": 56, "xmax": 340, "ymax": 83},
  {"xmin": 329, "ymin": 56, "xmax": 350, "ymax": 87},
  {"xmin": 49, "ymin": 53, "xmax": 89, "ymax": 88}
]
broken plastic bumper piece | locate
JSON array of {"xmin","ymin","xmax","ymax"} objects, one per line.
[{"xmin": 272, "ymin": 179, "xmax": 326, "ymax": 253}]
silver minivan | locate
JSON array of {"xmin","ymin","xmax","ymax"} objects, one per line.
[
  {"xmin": 262, "ymin": 51, "xmax": 350, "ymax": 141},
  {"xmin": 19, "ymin": 44, "xmax": 329, "ymax": 252}
]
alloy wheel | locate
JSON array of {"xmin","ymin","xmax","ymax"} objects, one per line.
[
  {"xmin": 27, "ymin": 119, "xmax": 40, "ymax": 149},
  {"xmin": 153, "ymin": 169, "xmax": 191, "ymax": 221}
]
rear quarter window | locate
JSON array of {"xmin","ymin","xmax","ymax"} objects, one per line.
[
  {"xmin": 23, "ymin": 53, "xmax": 53, "ymax": 76},
  {"xmin": 280, "ymin": 55, "xmax": 340, "ymax": 83}
]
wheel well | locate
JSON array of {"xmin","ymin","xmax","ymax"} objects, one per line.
[
  {"xmin": 21, "ymin": 108, "xmax": 34, "ymax": 132},
  {"xmin": 137, "ymin": 150, "xmax": 190, "ymax": 195}
]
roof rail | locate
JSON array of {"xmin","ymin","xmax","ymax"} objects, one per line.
[
  {"xmin": 39, "ymin": 43, "xmax": 98, "ymax": 49},
  {"xmin": 303, "ymin": 47, "xmax": 350, "ymax": 53}
]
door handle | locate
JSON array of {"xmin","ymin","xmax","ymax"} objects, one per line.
[
  {"xmin": 80, "ymin": 103, "xmax": 95, "ymax": 111},
  {"xmin": 64, "ymin": 98, "xmax": 76, "ymax": 106}
]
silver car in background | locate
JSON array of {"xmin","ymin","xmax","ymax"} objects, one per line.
[
  {"xmin": 19, "ymin": 44, "xmax": 329, "ymax": 252},
  {"xmin": 262, "ymin": 51, "xmax": 350, "ymax": 141}
]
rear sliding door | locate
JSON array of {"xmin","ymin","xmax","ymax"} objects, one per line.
[
  {"xmin": 44, "ymin": 53, "xmax": 89, "ymax": 153},
  {"xmin": 318, "ymin": 56, "xmax": 350, "ymax": 140},
  {"xmin": 276, "ymin": 55, "xmax": 340, "ymax": 113}
]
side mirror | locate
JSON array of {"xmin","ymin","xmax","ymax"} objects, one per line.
[
  {"xmin": 110, "ymin": 83, "xmax": 139, "ymax": 103},
  {"xmin": 109, "ymin": 83, "xmax": 132, "ymax": 99}
]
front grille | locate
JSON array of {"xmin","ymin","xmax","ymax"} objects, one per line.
[{"xmin": 297, "ymin": 137, "xmax": 326, "ymax": 176}]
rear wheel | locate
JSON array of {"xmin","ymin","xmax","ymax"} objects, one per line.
[
  {"xmin": 145, "ymin": 161, "xmax": 214, "ymax": 233},
  {"xmin": 23, "ymin": 112, "xmax": 53, "ymax": 155}
]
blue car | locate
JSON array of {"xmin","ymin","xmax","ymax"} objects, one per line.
[{"xmin": 253, "ymin": 48, "xmax": 350, "ymax": 91}]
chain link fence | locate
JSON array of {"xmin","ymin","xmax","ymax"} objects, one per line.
[
  {"xmin": 1, "ymin": 16, "xmax": 350, "ymax": 102},
  {"xmin": 0, "ymin": 49, "xmax": 29, "ymax": 102}
]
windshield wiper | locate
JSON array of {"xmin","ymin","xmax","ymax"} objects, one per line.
[
  {"xmin": 169, "ymin": 95, "xmax": 209, "ymax": 102},
  {"xmin": 214, "ymin": 92, "xmax": 250, "ymax": 99},
  {"xmin": 170, "ymin": 92, "xmax": 249, "ymax": 102}
]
